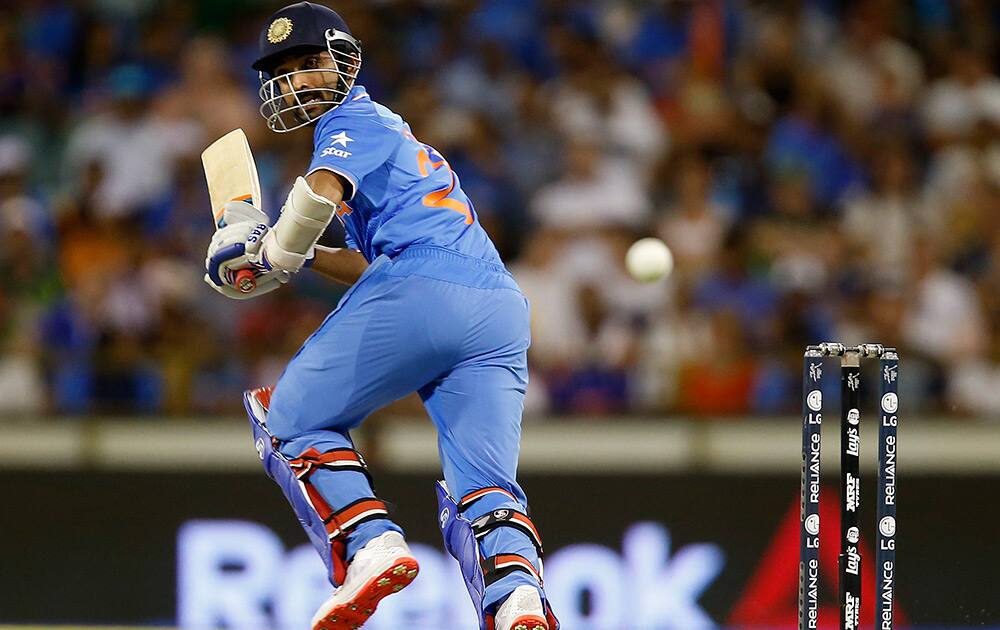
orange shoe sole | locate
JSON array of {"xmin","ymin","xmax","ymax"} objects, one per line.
[
  {"xmin": 312, "ymin": 557, "xmax": 419, "ymax": 630},
  {"xmin": 506, "ymin": 615, "xmax": 548, "ymax": 630}
]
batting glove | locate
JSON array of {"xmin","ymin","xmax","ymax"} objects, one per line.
[{"xmin": 204, "ymin": 201, "xmax": 289, "ymax": 299}]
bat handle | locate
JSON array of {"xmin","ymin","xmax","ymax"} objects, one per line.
[{"xmin": 235, "ymin": 269, "xmax": 256, "ymax": 293}]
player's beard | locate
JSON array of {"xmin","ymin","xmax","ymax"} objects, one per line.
[
  {"xmin": 272, "ymin": 69, "xmax": 340, "ymax": 127},
  {"xmin": 259, "ymin": 58, "xmax": 359, "ymax": 133},
  {"xmin": 290, "ymin": 95, "xmax": 334, "ymax": 125},
  {"xmin": 285, "ymin": 89, "xmax": 334, "ymax": 125}
]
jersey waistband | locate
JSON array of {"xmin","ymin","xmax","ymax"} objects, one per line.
[
  {"xmin": 384, "ymin": 245, "xmax": 518, "ymax": 291},
  {"xmin": 394, "ymin": 245, "xmax": 506, "ymax": 271}
]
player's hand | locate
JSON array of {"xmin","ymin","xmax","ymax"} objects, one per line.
[
  {"xmin": 250, "ymin": 225, "xmax": 316, "ymax": 276},
  {"xmin": 221, "ymin": 198, "xmax": 269, "ymax": 226},
  {"xmin": 204, "ymin": 201, "xmax": 288, "ymax": 299},
  {"xmin": 221, "ymin": 198, "xmax": 316, "ymax": 276},
  {"xmin": 204, "ymin": 221, "xmax": 289, "ymax": 299}
]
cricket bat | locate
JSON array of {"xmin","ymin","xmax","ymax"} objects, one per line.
[{"xmin": 201, "ymin": 128, "xmax": 261, "ymax": 294}]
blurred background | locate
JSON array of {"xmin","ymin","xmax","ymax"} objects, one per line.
[{"xmin": 0, "ymin": 0, "xmax": 998, "ymax": 629}]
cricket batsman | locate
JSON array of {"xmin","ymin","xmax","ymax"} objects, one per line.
[{"xmin": 203, "ymin": 3, "xmax": 558, "ymax": 629}]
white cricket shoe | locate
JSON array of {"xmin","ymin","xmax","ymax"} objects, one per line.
[
  {"xmin": 310, "ymin": 531, "xmax": 419, "ymax": 630},
  {"xmin": 494, "ymin": 585, "xmax": 548, "ymax": 630}
]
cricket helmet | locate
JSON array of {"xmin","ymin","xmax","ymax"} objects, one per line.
[{"xmin": 254, "ymin": 2, "xmax": 362, "ymax": 132}]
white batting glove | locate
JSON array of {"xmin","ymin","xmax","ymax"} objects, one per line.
[
  {"xmin": 250, "ymin": 177, "xmax": 333, "ymax": 274},
  {"xmin": 204, "ymin": 201, "xmax": 289, "ymax": 300},
  {"xmin": 221, "ymin": 199, "xmax": 269, "ymax": 226},
  {"xmin": 252, "ymin": 229, "xmax": 315, "ymax": 275},
  {"xmin": 225, "ymin": 196, "xmax": 316, "ymax": 276}
]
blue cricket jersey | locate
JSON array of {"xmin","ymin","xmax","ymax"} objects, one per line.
[{"xmin": 307, "ymin": 86, "xmax": 502, "ymax": 265}]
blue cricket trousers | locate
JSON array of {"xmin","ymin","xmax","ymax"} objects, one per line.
[{"xmin": 266, "ymin": 245, "xmax": 540, "ymax": 609}]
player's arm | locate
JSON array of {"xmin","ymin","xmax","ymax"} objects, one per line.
[
  {"xmin": 310, "ymin": 245, "xmax": 368, "ymax": 285},
  {"xmin": 305, "ymin": 167, "xmax": 347, "ymax": 205},
  {"xmin": 249, "ymin": 167, "xmax": 353, "ymax": 279},
  {"xmin": 302, "ymin": 169, "xmax": 368, "ymax": 285},
  {"xmin": 206, "ymin": 169, "xmax": 366, "ymax": 293}
]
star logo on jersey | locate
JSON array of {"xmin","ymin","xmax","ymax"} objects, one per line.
[
  {"xmin": 329, "ymin": 131, "xmax": 353, "ymax": 148},
  {"xmin": 321, "ymin": 131, "xmax": 354, "ymax": 159}
]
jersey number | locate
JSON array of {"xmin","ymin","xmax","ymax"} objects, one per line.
[{"xmin": 413, "ymin": 140, "xmax": 473, "ymax": 225}]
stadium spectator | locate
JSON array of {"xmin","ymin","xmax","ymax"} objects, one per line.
[{"xmin": 0, "ymin": 0, "xmax": 994, "ymax": 419}]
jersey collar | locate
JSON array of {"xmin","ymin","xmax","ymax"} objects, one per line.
[{"xmin": 346, "ymin": 85, "xmax": 370, "ymax": 103}]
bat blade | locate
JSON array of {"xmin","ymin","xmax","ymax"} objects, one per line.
[
  {"xmin": 202, "ymin": 128, "xmax": 262, "ymax": 293},
  {"xmin": 201, "ymin": 128, "xmax": 262, "ymax": 228}
]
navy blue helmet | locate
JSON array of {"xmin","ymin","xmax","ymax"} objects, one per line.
[{"xmin": 253, "ymin": 2, "xmax": 363, "ymax": 132}]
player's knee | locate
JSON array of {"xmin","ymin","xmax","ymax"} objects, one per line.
[
  {"xmin": 267, "ymin": 381, "xmax": 359, "ymax": 440},
  {"xmin": 266, "ymin": 407, "xmax": 356, "ymax": 442},
  {"xmin": 264, "ymin": 386, "xmax": 321, "ymax": 441},
  {"xmin": 258, "ymin": 400, "xmax": 296, "ymax": 440}
]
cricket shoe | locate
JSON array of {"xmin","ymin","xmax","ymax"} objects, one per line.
[
  {"xmin": 310, "ymin": 531, "xmax": 419, "ymax": 630},
  {"xmin": 494, "ymin": 585, "xmax": 548, "ymax": 630}
]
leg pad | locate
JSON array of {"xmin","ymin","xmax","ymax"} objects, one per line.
[
  {"xmin": 245, "ymin": 388, "xmax": 388, "ymax": 586},
  {"xmin": 436, "ymin": 481, "xmax": 559, "ymax": 630}
]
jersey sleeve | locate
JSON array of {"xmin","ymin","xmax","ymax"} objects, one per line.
[{"xmin": 308, "ymin": 112, "xmax": 397, "ymax": 201}]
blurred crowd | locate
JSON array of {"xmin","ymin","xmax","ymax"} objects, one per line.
[{"xmin": 1, "ymin": 0, "xmax": 999, "ymax": 419}]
